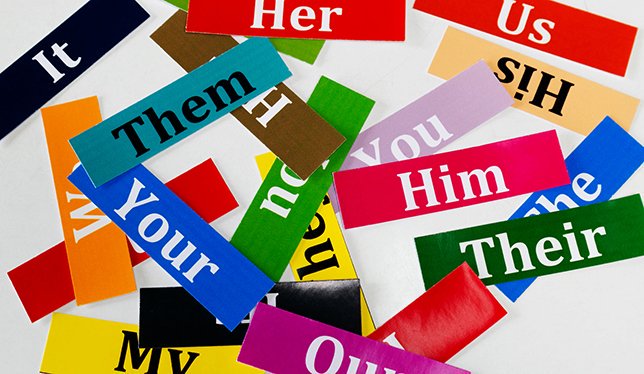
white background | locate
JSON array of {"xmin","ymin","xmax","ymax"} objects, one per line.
[{"xmin": 0, "ymin": 0, "xmax": 642, "ymax": 373}]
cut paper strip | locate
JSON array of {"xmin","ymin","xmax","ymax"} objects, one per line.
[
  {"xmin": 416, "ymin": 195, "xmax": 644, "ymax": 289},
  {"xmin": 159, "ymin": 3, "xmax": 325, "ymax": 64},
  {"xmin": 255, "ymin": 152, "xmax": 376, "ymax": 336},
  {"xmin": 150, "ymin": 11, "xmax": 344, "ymax": 180},
  {"xmin": 186, "ymin": 0, "xmax": 406, "ymax": 41},
  {"xmin": 42, "ymin": 97, "xmax": 135, "ymax": 305},
  {"xmin": 0, "ymin": 0, "xmax": 149, "ymax": 140},
  {"xmin": 231, "ymin": 77, "xmax": 374, "ymax": 281},
  {"xmin": 70, "ymin": 38, "xmax": 291, "ymax": 186},
  {"xmin": 414, "ymin": 0, "xmax": 638, "ymax": 76},
  {"xmin": 429, "ymin": 28, "xmax": 639, "ymax": 135},
  {"xmin": 334, "ymin": 130, "xmax": 570, "ymax": 229},
  {"xmin": 68, "ymin": 165, "xmax": 273, "ymax": 330},
  {"xmin": 40, "ymin": 314, "xmax": 260, "ymax": 374},
  {"xmin": 139, "ymin": 280, "xmax": 361, "ymax": 348},
  {"xmin": 7, "ymin": 159, "xmax": 238, "ymax": 322},
  {"xmin": 496, "ymin": 117, "xmax": 644, "ymax": 301},
  {"xmin": 238, "ymin": 304, "xmax": 469, "ymax": 374},
  {"xmin": 368, "ymin": 263, "xmax": 506, "ymax": 362}
]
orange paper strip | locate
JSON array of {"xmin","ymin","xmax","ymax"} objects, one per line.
[{"xmin": 42, "ymin": 96, "xmax": 136, "ymax": 305}]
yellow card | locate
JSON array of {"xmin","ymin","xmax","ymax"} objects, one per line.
[
  {"xmin": 429, "ymin": 27, "xmax": 639, "ymax": 135},
  {"xmin": 40, "ymin": 313, "xmax": 260, "ymax": 374},
  {"xmin": 42, "ymin": 97, "xmax": 136, "ymax": 305},
  {"xmin": 255, "ymin": 153, "xmax": 376, "ymax": 335}
]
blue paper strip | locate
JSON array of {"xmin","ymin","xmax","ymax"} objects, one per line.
[
  {"xmin": 68, "ymin": 165, "xmax": 274, "ymax": 330},
  {"xmin": 70, "ymin": 37, "xmax": 291, "ymax": 186},
  {"xmin": 496, "ymin": 117, "xmax": 644, "ymax": 301},
  {"xmin": 0, "ymin": 0, "xmax": 149, "ymax": 140}
]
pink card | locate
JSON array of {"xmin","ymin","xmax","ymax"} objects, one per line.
[
  {"xmin": 238, "ymin": 303, "xmax": 469, "ymax": 373},
  {"xmin": 333, "ymin": 130, "xmax": 569, "ymax": 228}
]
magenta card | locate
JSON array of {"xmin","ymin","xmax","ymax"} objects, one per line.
[
  {"xmin": 329, "ymin": 61, "xmax": 513, "ymax": 210},
  {"xmin": 238, "ymin": 303, "xmax": 469, "ymax": 374}
]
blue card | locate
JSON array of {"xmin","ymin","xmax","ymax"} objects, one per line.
[
  {"xmin": 68, "ymin": 164, "xmax": 274, "ymax": 330},
  {"xmin": 0, "ymin": 0, "xmax": 149, "ymax": 140},
  {"xmin": 70, "ymin": 37, "xmax": 291, "ymax": 186},
  {"xmin": 496, "ymin": 117, "xmax": 644, "ymax": 301}
]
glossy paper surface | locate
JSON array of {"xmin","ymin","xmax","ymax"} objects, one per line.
[
  {"xmin": 334, "ymin": 131, "xmax": 570, "ymax": 228},
  {"xmin": 429, "ymin": 28, "xmax": 639, "ymax": 135},
  {"xmin": 0, "ymin": 0, "xmax": 149, "ymax": 139},
  {"xmin": 139, "ymin": 280, "xmax": 361, "ymax": 347},
  {"xmin": 238, "ymin": 304, "xmax": 470, "ymax": 374},
  {"xmin": 416, "ymin": 195, "xmax": 644, "ymax": 288},
  {"xmin": 415, "ymin": 0, "xmax": 638, "ymax": 75},
  {"xmin": 369, "ymin": 263, "xmax": 506, "ymax": 362},
  {"xmin": 496, "ymin": 117, "xmax": 644, "ymax": 301},
  {"xmin": 230, "ymin": 77, "xmax": 374, "ymax": 281},
  {"xmin": 68, "ymin": 165, "xmax": 274, "ymax": 330},
  {"xmin": 70, "ymin": 38, "xmax": 291, "ymax": 186}
]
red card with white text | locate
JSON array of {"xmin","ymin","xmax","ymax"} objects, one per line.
[
  {"xmin": 413, "ymin": 0, "xmax": 638, "ymax": 76},
  {"xmin": 368, "ymin": 263, "xmax": 507, "ymax": 362},
  {"xmin": 333, "ymin": 130, "xmax": 569, "ymax": 229},
  {"xmin": 186, "ymin": 0, "xmax": 406, "ymax": 41},
  {"xmin": 8, "ymin": 159, "xmax": 237, "ymax": 322}
]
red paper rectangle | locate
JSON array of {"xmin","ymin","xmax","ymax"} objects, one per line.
[
  {"xmin": 7, "ymin": 159, "xmax": 237, "ymax": 322},
  {"xmin": 368, "ymin": 263, "xmax": 507, "ymax": 362},
  {"xmin": 413, "ymin": 0, "xmax": 638, "ymax": 76},
  {"xmin": 333, "ymin": 130, "xmax": 569, "ymax": 229},
  {"xmin": 186, "ymin": 0, "xmax": 405, "ymax": 41}
]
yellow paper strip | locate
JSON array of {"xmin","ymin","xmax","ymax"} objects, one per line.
[{"xmin": 429, "ymin": 27, "xmax": 639, "ymax": 135}]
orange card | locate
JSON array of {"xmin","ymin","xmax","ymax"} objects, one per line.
[{"xmin": 42, "ymin": 97, "xmax": 136, "ymax": 305}]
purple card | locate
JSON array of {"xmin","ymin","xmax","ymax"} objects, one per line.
[
  {"xmin": 330, "ymin": 61, "xmax": 513, "ymax": 210},
  {"xmin": 238, "ymin": 304, "xmax": 469, "ymax": 374}
]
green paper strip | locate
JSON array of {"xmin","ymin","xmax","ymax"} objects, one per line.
[
  {"xmin": 231, "ymin": 77, "xmax": 375, "ymax": 281},
  {"xmin": 163, "ymin": 0, "xmax": 325, "ymax": 64},
  {"xmin": 416, "ymin": 195, "xmax": 644, "ymax": 289}
]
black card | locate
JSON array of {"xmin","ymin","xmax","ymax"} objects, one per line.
[{"xmin": 139, "ymin": 280, "xmax": 362, "ymax": 348}]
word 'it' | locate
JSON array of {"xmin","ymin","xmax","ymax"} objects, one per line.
[
  {"xmin": 496, "ymin": 56, "xmax": 574, "ymax": 117},
  {"xmin": 497, "ymin": 0, "xmax": 556, "ymax": 45},
  {"xmin": 462, "ymin": 222, "xmax": 605, "ymax": 279},
  {"xmin": 398, "ymin": 165, "xmax": 509, "ymax": 211},
  {"xmin": 251, "ymin": 0, "xmax": 342, "ymax": 32},
  {"xmin": 112, "ymin": 72, "xmax": 256, "ymax": 158},
  {"xmin": 32, "ymin": 42, "xmax": 81, "ymax": 83}
]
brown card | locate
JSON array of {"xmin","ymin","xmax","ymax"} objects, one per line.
[{"xmin": 150, "ymin": 11, "xmax": 346, "ymax": 179}]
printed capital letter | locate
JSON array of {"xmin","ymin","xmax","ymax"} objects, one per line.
[
  {"xmin": 497, "ymin": 0, "xmax": 534, "ymax": 35},
  {"xmin": 114, "ymin": 330, "xmax": 161, "ymax": 373},
  {"xmin": 305, "ymin": 336, "xmax": 344, "ymax": 374},
  {"xmin": 529, "ymin": 72, "xmax": 574, "ymax": 116},
  {"xmin": 251, "ymin": 0, "xmax": 286, "ymax": 30},
  {"xmin": 459, "ymin": 237, "xmax": 495, "ymax": 279},
  {"xmin": 66, "ymin": 192, "xmax": 111, "ymax": 242},
  {"xmin": 114, "ymin": 178, "xmax": 159, "ymax": 220},
  {"xmin": 112, "ymin": 117, "xmax": 151, "ymax": 157},
  {"xmin": 397, "ymin": 168, "xmax": 439, "ymax": 211},
  {"xmin": 32, "ymin": 50, "xmax": 65, "ymax": 83},
  {"xmin": 242, "ymin": 86, "xmax": 293, "ymax": 128}
]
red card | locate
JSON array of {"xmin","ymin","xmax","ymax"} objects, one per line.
[
  {"xmin": 186, "ymin": 0, "xmax": 405, "ymax": 41},
  {"xmin": 7, "ymin": 159, "xmax": 237, "ymax": 322},
  {"xmin": 413, "ymin": 0, "xmax": 638, "ymax": 76},
  {"xmin": 368, "ymin": 263, "xmax": 507, "ymax": 362},
  {"xmin": 333, "ymin": 130, "xmax": 569, "ymax": 229}
]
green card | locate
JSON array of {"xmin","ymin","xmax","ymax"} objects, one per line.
[
  {"xmin": 231, "ymin": 76, "xmax": 374, "ymax": 281},
  {"xmin": 416, "ymin": 195, "xmax": 644, "ymax": 289},
  {"xmin": 163, "ymin": 0, "xmax": 325, "ymax": 64}
]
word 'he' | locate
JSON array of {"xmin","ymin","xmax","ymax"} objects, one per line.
[
  {"xmin": 461, "ymin": 222, "xmax": 605, "ymax": 279},
  {"xmin": 251, "ymin": 0, "xmax": 342, "ymax": 32},
  {"xmin": 496, "ymin": 56, "xmax": 574, "ymax": 117},
  {"xmin": 497, "ymin": 0, "xmax": 556, "ymax": 44},
  {"xmin": 398, "ymin": 165, "xmax": 509, "ymax": 211},
  {"xmin": 306, "ymin": 335, "xmax": 402, "ymax": 374},
  {"xmin": 115, "ymin": 178, "xmax": 219, "ymax": 283},
  {"xmin": 32, "ymin": 42, "xmax": 81, "ymax": 83}
]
